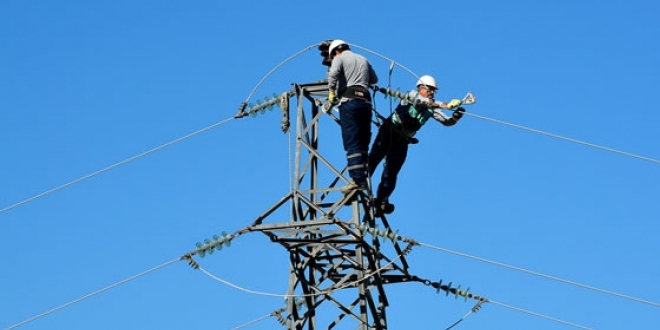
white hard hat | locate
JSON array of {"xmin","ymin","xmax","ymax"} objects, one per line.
[
  {"xmin": 416, "ymin": 75, "xmax": 437, "ymax": 89},
  {"xmin": 328, "ymin": 39, "xmax": 348, "ymax": 56}
]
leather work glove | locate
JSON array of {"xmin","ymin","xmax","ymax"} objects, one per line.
[
  {"xmin": 329, "ymin": 90, "xmax": 338, "ymax": 105},
  {"xmin": 447, "ymin": 99, "xmax": 462, "ymax": 109},
  {"xmin": 452, "ymin": 107, "xmax": 465, "ymax": 120}
]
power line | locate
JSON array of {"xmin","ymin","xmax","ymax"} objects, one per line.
[
  {"xmin": 195, "ymin": 259, "xmax": 594, "ymax": 330},
  {"xmin": 3, "ymin": 43, "xmax": 655, "ymax": 218},
  {"xmin": 195, "ymin": 247, "xmax": 408, "ymax": 299},
  {"xmin": 467, "ymin": 112, "xmax": 660, "ymax": 165},
  {"xmin": 3, "ymin": 42, "xmax": 657, "ymax": 329},
  {"xmin": 4, "ymin": 214, "xmax": 655, "ymax": 329},
  {"xmin": 488, "ymin": 300, "xmax": 595, "ymax": 330},
  {"xmin": 243, "ymin": 43, "xmax": 319, "ymax": 103},
  {"xmin": 354, "ymin": 42, "xmax": 659, "ymax": 166},
  {"xmin": 418, "ymin": 241, "xmax": 660, "ymax": 308},
  {"xmin": 2, "ymin": 258, "xmax": 180, "ymax": 330},
  {"xmin": 228, "ymin": 312, "xmax": 273, "ymax": 330},
  {"xmin": 0, "ymin": 43, "xmax": 322, "ymax": 216},
  {"xmin": 0, "ymin": 116, "xmax": 236, "ymax": 215},
  {"xmin": 4, "ymin": 217, "xmax": 645, "ymax": 330},
  {"xmin": 351, "ymin": 43, "xmax": 420, "ymax": 80}
]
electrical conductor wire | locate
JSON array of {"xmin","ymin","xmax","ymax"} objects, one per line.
[
  {"xmin": 196, "ymin": 246, "xmax": 407, "ymax": 299},
  {"xmin": 4, "ymin": 42, "xmax": 657, "ymax": 217},
  {"xmin": 419, "ymin": 241, "xmax": 660, "ymax": 308},
  {"xmin": 4, "ymin": 42, "xmax": 656, "ymax": 330},
  {"xmin": 467, "ymin": 112, "xmax": 660, "ymax": 165},
  {"xmin": 197, "ymin": 262, "xmax": 595, "ymax": 330},
  {"xmin": 0, "ymin": 116, "xmax": 236, "ymax": 215},
  {"xmin": 228, "ymin": 312, "xmax": 273, "ymax": 330},
  {"xmin": 488, "ymin": 300, "xmax": 594, "ymax": 330},
  {"xmin": 2, "ymin": 258, "xmax": 180, "ymax": 330},
  {"xmin": 243, "ymin": 43, "xmax": 319, "ymax": 103}
]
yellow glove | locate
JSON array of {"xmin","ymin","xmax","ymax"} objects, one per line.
[
  {"xmin": 329, "ymin": 90, "xmax": 337, "ymax": 104},
  {"xmin": 447, "ymin": 99, "xmax": 462, "ymax": 109}
]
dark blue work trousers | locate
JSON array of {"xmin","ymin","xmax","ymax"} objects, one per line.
[
  {"xmin": 368, "ymin": 122, "xmax": 409, "ymax": 203},
  {"xmin": 339, "ymin": 99, "xmax": 372, "ymax": 186}
]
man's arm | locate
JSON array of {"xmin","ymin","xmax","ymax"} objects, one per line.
[
  {"xmin": 327, "ymin": 57, "xmax": 342, "ymax": 91},
  {"xmin": 432, "ymin": 107, "xmax": 461, "ymax": 126},
  {"xmin": 433, "ymin": 107, "xmax": 465, "ymax": 126},
  {"xmin": 368, "ymin": 63, "xmax": 378, "ymax": 85}
]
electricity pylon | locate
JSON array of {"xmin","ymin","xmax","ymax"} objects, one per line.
[{"xmin": 246, "ymin": 81, "xmax": 415, "ymax": 330}]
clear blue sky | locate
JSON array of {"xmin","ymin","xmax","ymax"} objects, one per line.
[{"xmin": 2, "ymin": 1, "xmax": 660, "ymax": 329}]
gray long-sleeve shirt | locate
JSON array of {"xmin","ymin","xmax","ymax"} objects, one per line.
[{"xmin": 327, "ymin": 50, "xmax": 378, "ymax": 99}]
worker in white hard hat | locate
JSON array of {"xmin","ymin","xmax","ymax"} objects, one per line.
[
  {"xmin": 326, "ymin": 39, "xmax": 379, "ymax": 193},
  {"xmin": 368, "ymin": 75, "xmax": 465, "ymax": 216}
]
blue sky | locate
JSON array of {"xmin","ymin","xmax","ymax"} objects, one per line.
[{"xmin": 2, "ymin": 1, "xmax": 660, "ymax": 329}]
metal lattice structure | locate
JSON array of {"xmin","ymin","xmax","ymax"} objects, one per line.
[{"xmin": 247, "ymin": 81, "xmax": 415, "ymax": 330}]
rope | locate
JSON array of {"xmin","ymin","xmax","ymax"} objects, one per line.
[
  {"xmin": 0, "ymin": 117, "xmax": 236, "ymax": 215},
  {"xmin": 467, "ymin": 112, "xmax": 660, "ymax": 165},
  {"xmin": 2, "ymin": 258, "xmax": 180, "ymax": 330},
  {"xmin": 419, "ymin": 241, "xmax": 660, "ymax": 308}
]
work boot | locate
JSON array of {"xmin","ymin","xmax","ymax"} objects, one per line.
[
  {"xmin": 340, "ymin": 181, "xmax": 367, "ymax": 194},
  {"xmin": 374, "ymin": 201, "xmax": 395, "ymax": 217}
]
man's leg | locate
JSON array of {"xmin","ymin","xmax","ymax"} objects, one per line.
[
  {"xmin": 368, "ymin": 125, "xmax": 390, "ymax": 177},
  {"xmin": 339, "ymin": 100, "xmax": 369, "ymax": 188},
  {"xmin": 377, "ymin": 138, "xmax": 408, "ymax": 208}
]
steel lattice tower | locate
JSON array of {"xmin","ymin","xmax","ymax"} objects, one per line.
[{"xmin": 247, "ymin": 81, "xmax": 414, "ymax": 330}]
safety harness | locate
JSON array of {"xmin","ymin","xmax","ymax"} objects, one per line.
[
  {"xmin": 341, "ymin": 85, "xmax": 372, "ymax": 102},
  {"xmin": 392, "ymin": 103, "xmax": 425, "ymax": 132},
  {"xmin": 372, "ymin": 103, "xmax": 422, "ymax": 144}
]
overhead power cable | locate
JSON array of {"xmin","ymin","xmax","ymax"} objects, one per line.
[
  {"xmin": 419, "ymin": 241, "xmax": 660, "ymax": 308},
  {"xmin": 1, "ymin": 43, "xmax": 321, "ymax": 216},
  {"xmin": 227, "ymin": 312, "xmax": 273, "ymax": 330},
  {"xmin": 0, "ymin": 116, "xmax": 236, "ymax": 215},
  {"xmin": 489, "ymin": 300, "xmax": 594, "ymax": 330},
  {"xmin": 350, "ymin": 44, "xmax": 420, "ymax": 80},
  {"xmin": 243, "ymin": 43, "xmax": 319, "ymax": 104},
  {"xmin": 372, "ymin": 85, "xmax": 660, "ymax": 166},
  {"xmin": 4, "ymin": 42, "xmax": 655, "ymax": 216},
  {"xmin": 2, "ymin": 258, "xmax": 180, "ymax": 330},
  {"xmin": 195, "ymin": 261, "xmax": 593, "ymax": 330},
  {"xmin": 195, "ymin": 245, "xmax": 409, "ymax": 299},
  {"xmin": 467, "ymin": 112, "xmax": 660, "ymax": 165},
  {"xmin": 3, "ymin": 41, "xmax": 654, "ymax": 330},
  {"xmin": 188, "ymin": 226, "xmax": 596, "ymax": 329}
]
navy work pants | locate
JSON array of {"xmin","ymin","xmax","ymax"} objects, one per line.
[
  {"xmin": 368, "ymin": 122, "xmax": 409, "ymax": 203},
  {"xmin": 339, "ymin": 99, "xmax": 372, "ymax": 186}
]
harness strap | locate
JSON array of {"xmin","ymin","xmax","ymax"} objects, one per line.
[
  {"xmin": 342, "ymin": 85, "xmax": 371, "ymax": 102},
  {"xmin": 373, "ymin": 111, "xmax": 419, "ymax": 144}
]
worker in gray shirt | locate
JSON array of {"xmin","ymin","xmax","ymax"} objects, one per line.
[{"xmin": 327, "ymin": 39, "xmax": 378, "ymax": 193}]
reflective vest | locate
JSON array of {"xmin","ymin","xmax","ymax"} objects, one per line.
[{"xmin": 392, "ymin": 103, "xmax": 433, "ymax": 132}]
